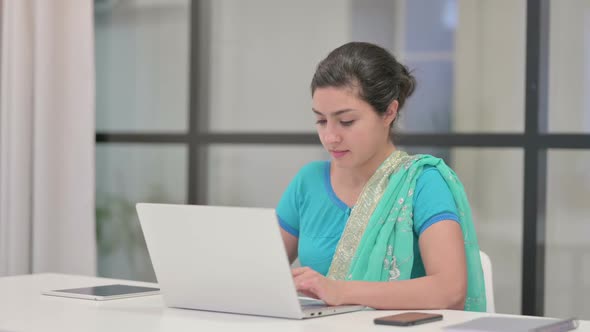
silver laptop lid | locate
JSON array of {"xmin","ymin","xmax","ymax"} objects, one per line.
[{"xmin": 136, "ymin": 203, "xmax": 304, "ymax": 319}]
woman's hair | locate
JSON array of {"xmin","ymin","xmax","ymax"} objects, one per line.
[{"xmin": 310, "ymin": 42, "xmax": 416, "ymax": 122}]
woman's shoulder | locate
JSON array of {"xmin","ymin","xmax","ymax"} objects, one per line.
[
  {"xmin": 416, "ymin": 165, "xmax": 444, "ymax": 185},
  {"xmin": 284, "ymin": 160, "xmax": 328, "ymax": 198},
  {"xmin": 411, "ymin": 154, "xmax": 461, "ymax": 191},
  {"xmin": 296, "ymin": 160, "xmax": 328, "ymax": 179},
  {"xmin": 412, "ymin": 153, "xmax": 442, "ymax": 164},
  {"xmin": 409, "ymin": 153, "xmax": 452, "ymax": 173},
  {"xmin": 407, "ymin": 153, "xmax": 452, "ymax": 183}
]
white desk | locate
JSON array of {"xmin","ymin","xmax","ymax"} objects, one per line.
[{"xmin": 0, "ymin": 273, "xmax": 587, "ymax": 332}]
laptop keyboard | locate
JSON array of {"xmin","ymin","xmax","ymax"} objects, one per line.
[{"xmin": 299, "ymin": 297, "xmax": 329, "ymax": 308}]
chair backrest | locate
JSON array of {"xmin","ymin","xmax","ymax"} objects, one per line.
[{"xmin": 479, "ymin": 250, "xmax": 495, "ymax": 313}]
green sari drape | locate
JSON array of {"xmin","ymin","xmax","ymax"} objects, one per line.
[{"xmin": 326, "ymin": 150, "xmax": 486, "ymax": 312}]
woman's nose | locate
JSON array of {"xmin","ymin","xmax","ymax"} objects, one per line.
[{"xmin": 323, "ymin": 129, "xmax": 342, "ymax": 144}]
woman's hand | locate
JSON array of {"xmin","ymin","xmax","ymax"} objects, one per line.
[{"xmin": 291, "ymin": 267, "xmax": 346, "ymax": 306}]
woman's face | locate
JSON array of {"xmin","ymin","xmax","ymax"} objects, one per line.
[{"xmin": 312, "ymin": 86, "xmax": 395, "ymax": 169}]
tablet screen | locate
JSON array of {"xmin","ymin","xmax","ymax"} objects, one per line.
[{"xmin": 51, "ymin": 284, "xmax": 159, "ymax": 297}]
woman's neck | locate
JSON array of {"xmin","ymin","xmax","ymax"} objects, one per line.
[{"xmin": 332, "ymin": 143, "xmax": 396, "ymax": 189}]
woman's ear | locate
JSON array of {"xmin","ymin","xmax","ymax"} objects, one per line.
[{"xmin": 384, "ymin": 100, "xmax": 399, "ymax": 127}]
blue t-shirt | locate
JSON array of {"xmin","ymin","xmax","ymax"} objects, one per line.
[{"xmin": 277, "ymin": 161, "xmax": 459, "ymax": 276}]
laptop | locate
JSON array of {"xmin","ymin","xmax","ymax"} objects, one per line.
[{"xmin": 136, "ymin": 203, "xmax": 366, "ymax": 319}]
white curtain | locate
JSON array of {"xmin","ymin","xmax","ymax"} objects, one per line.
[{"xmin": 0, "ymin": 0, "xmax": 96, "ymax": 276}]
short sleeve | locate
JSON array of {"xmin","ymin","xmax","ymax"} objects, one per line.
[
  {"xmin": 413, "ymin": 166, "xmax": 460, "ymax": 236},
  {"xmin": 276, "ymin": 172, "xmax": 302, "ymax": 237}
]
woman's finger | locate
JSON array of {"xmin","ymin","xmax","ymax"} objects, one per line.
[{"xmin": 291, "ymin": 267, "xmax": 311, "ymax": 277}]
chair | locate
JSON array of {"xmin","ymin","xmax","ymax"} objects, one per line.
[{"xmin": 479, "ymin": 250, "xmax": 495, "ymax": 313}]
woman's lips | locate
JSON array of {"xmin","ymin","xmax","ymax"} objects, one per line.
[{"xmin": 331, "ymin": 150, "xmax": 349, "ymax": 158}]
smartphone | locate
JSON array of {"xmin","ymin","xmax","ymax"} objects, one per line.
[{"xmin": 374, "ymin": 312, "xmax": 443, "ymax": 326}]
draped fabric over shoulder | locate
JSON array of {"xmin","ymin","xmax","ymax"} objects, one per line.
[{"xmin": 326, "ymin": 150, "xmax": 486, "ymax": 312}]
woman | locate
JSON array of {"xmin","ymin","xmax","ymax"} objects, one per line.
[{"xmin": 276, "ymin": 42, "xmax": 486, "ymax": 311}]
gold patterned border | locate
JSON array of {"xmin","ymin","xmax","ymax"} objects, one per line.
[{"xmin": 327, "ymin": 150, "xmax": 415, "ymax": 280}]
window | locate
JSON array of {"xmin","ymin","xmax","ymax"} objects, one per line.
[{"xmin": 96, "ymin": 0, "xmax": 590, "ymax": 317}]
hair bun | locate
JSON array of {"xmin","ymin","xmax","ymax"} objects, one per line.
[{"xmin": 397, "ymin": 64, "xmax": 416, "ymax": 109}]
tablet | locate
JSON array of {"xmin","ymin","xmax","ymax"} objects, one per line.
[{"xmin": 42, "ymin": 284, "xmax": 160, "ymax": 301}]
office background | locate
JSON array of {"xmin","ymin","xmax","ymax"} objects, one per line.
[
  {"xmin": 0, "ymin": 0, "xmax": 587, "ymax": 321},
  {"xmin": 94, "ymin": 0, "xmax": 590, "ymax": 318},
  {"xmin": 0, "ymin": 0, "xmax": 97, "ymax": 279}
]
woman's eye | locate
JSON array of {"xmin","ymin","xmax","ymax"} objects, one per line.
[
  {"xmin": 340, "ymin": 120, "xmax": 355, "ymax": 127},
  {"xmin": 316, "ymin": 119, "xmax": 327, "ymax": 125}
]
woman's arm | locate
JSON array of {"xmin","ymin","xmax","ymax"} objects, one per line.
[
  {"xmin": 293, "ymin": 220, "xmax": 466, "ymax": 309},
  {"xmin": 280, "ymin": 228, "xmax": 299, "ymax": 264}
]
